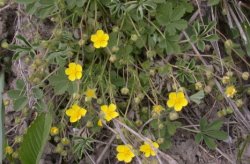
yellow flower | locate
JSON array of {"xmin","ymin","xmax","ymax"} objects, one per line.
[
  {"xmin": 84, "ymin": 88, "xmax": 97, "ymax": 101},
  {"xmin": 5, "ymin": 146, "xmax": 13, "ymax": 155},
  {"xmin": 65, "ymin": 62, "xmax": 83, "ymax": 81},
  {"xmin": 225, "ymin": 85, "xmax": 237, "ymax": 98},
  {"xmin": 152, "ymin": 105, "xmax": 164, "ymax": 115},
  {"xmin": 167, "ymin": 91, "xmax": 188, "ymax": 112},
  {"xmin": 66, "ymin": 104, "xmax": 87, "ymax": 123},
  {"xmin": 139, "ymin": 141, "xmax": 159, "ymax": 157},
  {"xmin": 116, "ymin": 144, "xmax": 135, "ymax": 163},
  {"xmin": 97, "ymin": 119, "xmax": 103, "ymax": 127},
  {"xmin": 101, "ymin": 103, "xmax": 119, "ymax": 121},
  {"xmin": 91, "ymin": 30, "xmax": 109, "ymax": 48},
  {"xmin": 50, "ymin": 126, "xmax": 59, "ymax": 136}
]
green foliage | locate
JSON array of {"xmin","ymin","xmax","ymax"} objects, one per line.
[
  {"xmin": 190, "ymin": 21, "xmax": 219, "ymax": 52},
  {"xmin": 195, "ymin": 119, "xmax": 227, "ymax": 149},
  {"xmin": 73, "ymin": 136, "xmax": 94, "ymax": 159},
  {"xmin": 190, "ymin": 90, "xmax": 205, "ymax": 105},
  {"xmin": 7, "ymin": 79, "xmax": 28, "ymax": 111},
  {"xmin": 19, "ymin": 113, "xmax": 52, "ymax": 164}
]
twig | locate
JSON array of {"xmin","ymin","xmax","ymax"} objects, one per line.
[{"xmin": 96, "ymin": 135, "xmax": 116, "ymax": 164}]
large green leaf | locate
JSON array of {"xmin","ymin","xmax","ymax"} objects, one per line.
[
  {"xmin": 0, "ymin": 71, "xmax": 5, "ymax": 162},
  {"xmin": 19, "ymin": 113, "xmax": 52, "ymax": 164}
]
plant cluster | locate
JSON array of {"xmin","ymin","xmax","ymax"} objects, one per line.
[{"xmin": 1, "ymin": 0, "xmax": 250, "ymax": 163}]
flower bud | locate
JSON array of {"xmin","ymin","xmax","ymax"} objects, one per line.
[
  {"xmin": 158, "ymin": 123, "xmax": 164, "ymax": 129},
  {"xmin": 55, "ymin": 143, "xmax": 64, "ymax": 153},
  {"xmin": 61, "ymin": 137, "xmax": 70, "ymax": 145},
  {"xmin": 112, "ymin": 26, "xmax": 119, "ymax": 33},
  {"xmin": 131, "ymin": 34, "xmax": 138, "ymax": 41},
  {"xmin": 242, "ymin": 72, "xmax": 249, "ymax": 81},
  {"xmin": 1, "ymin": 41, "xmax": 9, "ymax": 49},
  {"xmin": 169, "ymin": 111, "xmax": 179, "ymax": 120},
  {"xmin": 224, "ymin": 40, "xmax": 233, "ymax": 49},
  {"xmin": 61, "ymin": 150, "xmax": 67, "ymax": 156},
  {"xmin": 195, "ymin": 82, "xmax": 203, "ymax": 90},
  {"xmin": 121, "ymin": 87, "xmax": 129, "ymax": 95},
  {"xmin": 86, "ymin": 121, "xmax": 93, "ymax": 128},
  {"xmin": 14, "ymin": 136, "xmax": 23, "ymax": 143},
  {"xmin": 3, "ymin": 99, "xmax": 10, "ymax": 106},
  {"xmin": 111, "ymin": 46, "xmax": 119, "ymax": 53},
  {"xmin": 204, "ymin": 86, "xmax": 212, "ymax": 94},
  {"xmin": 226, "ymin": 108, "xmax": 234, "ymax": 114},
  {"xmin": 78, "ymin": 39, "xmax": 85, "ymax": 46},
  {"xmin": 109, "ymin": 55, "xmax": 117, "ymax": 63},
  {"xmin": 50, "ymin": 127, "xmax": 59, "ymax": 136},
  {"xmin": 146, "ymin": 50, "xmax": 156, "ymax": 58},
  {"xmin": 157, "ymin": 138, "xmax": 164, "ymax": 144},
  {"xmin": 134, "ymin": 97, "xmax": 141, "ymax": 104},
  {"xmin": 135, "ymin": 120, "xmax": 143, "ymax": 127},
  {"xmin": 226, "ymin": 71, "xmax": 233, "ymax": 77},
  {"xmin": 12, "ymin": 152, "xmax": 19, "ymax": 158},
  {"xmin": 236, "ymin": 99, "xmax": 243, "ymax": 108}
]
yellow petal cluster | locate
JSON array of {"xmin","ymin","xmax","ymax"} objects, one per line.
[
  {"xmin": 152, "ymin": 105, "xmax": 164, "ymax": 115},
  {"xmin": 65, "ymin": 62, "xmax": 82, "ymax": 81},
  {"xmin": 225, "ymin": 85, "xmax": 237, "ymax": 98},
  {"xmin": 101, "ymin": 103, "xmax": 119, "ymax": 121},
  {"xmin": 84, "ymin": 88, "xmax": 97, "ymax": 101},
  {"xmin": 91, "ymin": 30, "xmax": 109, "ymax": 48},
  {"xmin": 167, "ymin": 91, "xmax": 188, "ymax": 111},
  {"xmin": 5, "ymin": 146, "xmax": 13, "ymax": 155},
  {"xmin": 116, "ymin": 144, "xmax": 135, "ymax": 163},
  {"xmin": 66, "ymin": 104, "xmax": 87, "ymax": 123},
  {"xmin": 139, "ymin": 141, "xmax": 159, "ymax": 157},
  {"xmin": 50, "ymin": 126, "xmax": 59, "ymax": 136}
]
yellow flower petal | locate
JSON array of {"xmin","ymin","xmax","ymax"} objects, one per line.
[
  {"xmin": 91, "ymin": 35, "xmax": 97, "ymax": 42},
  {"xmin": 66, "ymin": 109, "xmax": 73, "ymax": 116},
  {"xmin": 104, "ymin": 34, "xmax": 109, "ymax": 41},
  {"xmin": 68, "ymin": 75, "xmax": 76, "ymax": 81},
  {"xmin": 69, "ymin": 62, "xmax": 76, "ymax": 68},
  {"xmin": 94, "ymin": 42, "xmax": 101, "ymax": 48},
  {"xmin": 109, "ymin": 103, "xmax": 117, "ymax": 111},
  {"xmin": 180, "ymin": 98, "xmax": 188, "ymax": 106},
  {"xmin": 70, "ymin": 116, "xmax": 78, "ymax": 123},
  {"xmin": 169, "ymin": 92, "xmax": 177, "ymax": 99},
  {"xmin": 76, "ymin": 64, "xmax": 82, "ymax": 72},
  {"xmin": 65, "ymin": 68, "xmax": 70, "ymax": 75},
  {"xmin": 101, "ymin": 105, "xmax": 108, "ymax": 113},
  {"xmin": 177, "ymin": 92, "xmax": 185, "ymax": 98},
  {"xmin": 96, "ymin": 30, "xmax": 104, "ymax": 36},
  {"xmin": 174, "ymin": 104, "xmax": 183, "ymax": 111},
  {"xmin": 76, "ymin": 72, "xmax": 82, "ymax": 79},
  {"xmin": 167, "ymin": 99, "xmax": 175, "ymax": 108},
  {"xmin": 80, "ymin": 108, "xmax": 87, "ymax": 116}
]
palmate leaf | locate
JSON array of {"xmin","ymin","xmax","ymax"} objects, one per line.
[{"xmin": 19, "ymin": 113, "xmax": 52, "ymax": 164}]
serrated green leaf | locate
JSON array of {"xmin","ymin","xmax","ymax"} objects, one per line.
[
  {"xmin": 167, "ymin": 122, "xmax": 177, "ymax": 136},
  {"xmin": 32, "ymin": 88, "xmax": 43, "ymax": 99},
  {"xmin": 16, "ymin": 79, "xmax": 25, "ymax": 90},
  {"xmin": 203, "ymin": 135, "xmax": 217, "ymax": 149},
  {"xmin": 204, "ymin": 131, "xmax": 228, "ymax": 140},
  {"xmin": 195, "ymin": 133, "xmax": 203, "ymax": 143},
  {"xmin": 14, "ymin": 96, "xmax": 28, "ymax": 111},
  {"xmin": 159, "ymin": 138, "xmax": 172, "ymax": 150},
  {"xmin": 206, "ymin": 120, "xmax": 223, "ymax": 131},
  {"xmin": 190, "ymin": 90, "xmax": 205, "ymax": 105},
  {"xmin": 19, "ymin": 113, "xmax": 52, "ymax": 164},
  {"xmin": 200, "ymin": 118, "xmax": 208, "ymax": 131},
  {"xmin": 197, "ymin": 40, "xmax": 205, "ymax": 52},
  {"xmin": 7, "ymin": 90, "xmax": 22, "ymax": 99}
]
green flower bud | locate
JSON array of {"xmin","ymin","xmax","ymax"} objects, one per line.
[
  {"xmin": 195, "ymin": 82, "xmax": 203, "ymax": 90},
  {"xmin": 1, "ymin": 41, "xmax": 9, "ymax": 49},
  {"xmin": 109, "ymin": 55, "xmax": 117, "ymax": 63},
  {"xmin": 236, "ymin": 99, "xmax": 244, "ymax": 108},
  {"xmin": 112, "ymin": 26, "xmax": 119, "ymax": 32},
  {"xmin": 242, "ymin": 72, "xmax": 249, "ymax": 81},
  {"xmin": 169, "ymin": 111, "xmax": 179, "ymax": 121},
  {"xmin": 121, "ymin": 87, "xmax": 129, "ymax": 95},
  {"xmin": 61, "ymin": 137, "xmax": 70, "ymax": 145},
  {"xmin": 131, "ymin": 34, "xmax": 138, "ymax": 41},
  {"xmin": 204, "ymin": 86, "xmax": 212, "ymax": 94},
  {"xmin": 157, "ymin": 138, "xmax": 164, "ymax": 144},
  {"xmin": 86, "ymin": 121, "xmax": 93, "ymax": 128}
]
